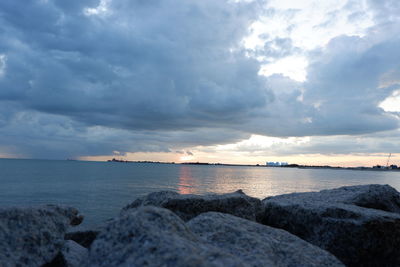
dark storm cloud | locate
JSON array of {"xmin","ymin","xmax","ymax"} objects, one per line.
[
  {"xmin": 301, "ymin": 35, "xmax": 400, "ymax": 135},
  {"xmin": 0, "ymin": 0, "xmax": 268, "ymax": 131},
  {"xmin": 0, "ymin": 0, "xmax": 399, "ymax": 158},
  {"xmin": 0, "ymin": 0, "xmax": 269, "ymax": 157}
]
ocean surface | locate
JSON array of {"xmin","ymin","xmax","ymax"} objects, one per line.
[{"xmin": 1, "ymin": 158, "xmax": 399, "ymax": 228}]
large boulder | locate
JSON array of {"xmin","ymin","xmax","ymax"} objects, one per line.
[
  {"xmin": 0, "ymin": 205, "xmax": 83, "ymax": 267},
  {"xmin": 261, "ymin": 184, "xmax": 400, "ymax": 267},
  {"xmin": 187, "ymin": 212, "xmax": 344, "ymax": 267},
  {"xmin": 121, "ymin": 190, "xmax": 262, "ymax": 221},
  {"xmin": 88, "ymin": 206, "xmax": 245, "ymax": 266}
]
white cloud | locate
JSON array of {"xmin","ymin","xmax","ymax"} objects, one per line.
[
  {"xmin": 259, "ymin": 0, "xmax": 373, "ymax": 50},
  {"xmin": 215, "ymin": 134, "xmax": 310, "ymax": 152},
  {"xmin": 0, "ymin": 54, "xmax": 6, "ymax": 77},
  {"xmin": 244, "ymin": 0, "xmax": 374, "ymax": 81},
  {"xmin": 259, "ymin": 56, "xmax": 308, "ymax": 82},
  {"xmin": 84, "ymin": 0, "xmax": 110, "ymax": 16},
  {"xmin": 380, "ymin": 90, "xmax": 400, "ymax": 112},
  {"xmin": 194, "ymin": 130, "xmax": 400, "ymax": 157}
]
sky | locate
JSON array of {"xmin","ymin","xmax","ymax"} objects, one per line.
[{"xmin": 0, "ymin": 0, "xmax": 399, "ymax": 166}]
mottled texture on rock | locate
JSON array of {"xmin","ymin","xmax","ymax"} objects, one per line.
[
  {"xmin": 340, "ymin": 184, "xmax": 400, "ymax": 213},
  {"xmin": 261, "ymin": 185, "xmax": 400, "ymax": 267},
  {"xmin": 89, "ymin": 206, "xmax": 244, "ymax": 267},
  {"xmin": 122, "ymin": 190, "xmax": 262, "ymax": 221},
  {"xmin": 61, "ymin": 240, "xmax": 88, "ymax": 267},
  {"xmin": 65, "ymin": 230, "xmax": 99, "ymax": 248},
  {"xmin": 0, "ymin": 205, "xmax": 82, "ymax": 267},
  {"xmin": 188, "ymin": 212, "xmax": 344, "ymax": 267}
]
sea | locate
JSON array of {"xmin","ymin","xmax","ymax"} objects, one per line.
[{"xmin": 1, "ymin": 158, "xmax": 399, "ymax": 228}]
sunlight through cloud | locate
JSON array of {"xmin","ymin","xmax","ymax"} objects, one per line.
[
  {"xmin": 380, "ymin": 90, "xmax": 400, "ymax": 112},
  {"xmin": 259, "ymin": 56, "xmax": 308, "ymax": 82},
  {"xmin": 243, "ymin": 0, "xmax": 374, "ymax": 82},
  {"xmin": 84, "ymin": 0, "xmax": 110, "ymax": 16},
  {"xmin": 215, "ymin": 135, "xmax": 311, "ymax": 152}
]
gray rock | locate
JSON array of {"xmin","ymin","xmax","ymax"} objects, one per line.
[
  {"xmin": 61, "ymin": 240, "xmax": 88, "ymax": 267},
  {"xmin": 0, "ymin": 205, "xmax": 83, "ymax": 267},
  {"xmin": 187, "ymin": 212, "xmax": 344, "ymax": 267},
  {"xmin": 89, "ymin": 206, "xmax": 245, "ymax": 267},
  {"xmin": 335, "ymin": 184, "xmax": 400, "ymax": 213},
  {"xmin": 122, "ymin": 190, "xmax": 262, "ymax": 221},
  {"xmin": 261, "ymin": 184, "xmax": 400, "ymax": 267}
]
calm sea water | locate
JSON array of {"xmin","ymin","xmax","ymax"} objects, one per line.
[{"xmin": 1, "ymin": 158, "xmax": 399, "ymax": 228}]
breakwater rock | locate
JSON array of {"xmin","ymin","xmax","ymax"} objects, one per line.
[
  {"xmin": 0, "ymin": 205, "xmax": 83, "ymax": 267},
  {"xmin": 121, "ymin": 189, "xmax": 262, "ymax": 221},
  {"xmin": 187, "ymin": 211, "xmax": 342, "ymax": 266},
  {"xmin": 88, "ymin": 206, "xmax": 342, "ymax": 266},
  {"xmin": 1, "ymin": 184, "xmax": 400, "ymax": 266},
  {"xmin": 261, "ymin": 184, "xmax": 400, "ymax": 266}
]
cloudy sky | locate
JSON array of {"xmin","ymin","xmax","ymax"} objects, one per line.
[{"xmin": 0, "ymin": 0, "xmax": 399, "ymax": 166}]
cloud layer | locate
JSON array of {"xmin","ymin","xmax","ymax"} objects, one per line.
[{"xmin": 0, "ymin": 0, "xmax": 399, "ymax": 159}]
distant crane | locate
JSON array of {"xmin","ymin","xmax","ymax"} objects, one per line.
[{"xmin": 386, "ymin": 153, "xmax": 392, "ymax": 168}]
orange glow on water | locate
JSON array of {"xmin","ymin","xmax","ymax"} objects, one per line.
[{"xmin": 178, "ymin": 166, "xmax": 198, "ymax": 194}]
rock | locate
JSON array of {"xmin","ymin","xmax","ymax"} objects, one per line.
[
  {"xmin": 44, "ymin": 241, "xmax": 88, "ymax": 267},
  {"xmin": 187, "ymin": 212, "xmax": 344, "ymax": 267},
  {"xmin": 336, "ymin": 184, "xmax": 400, "ymax": 213},
  {"xmin": 261, "ymin": 184, "xmax": 400, "ymax": 267},
  {"xmin": 61, "ymin": 240, "xmax": 88, "ymax": 267},
  {"xmin": 65, "ymin": 231, "xmax": 99, "ymax": 248},
  {"xmin": 122, "ymin": 190, "xmax": 262, "ymax": 221},
  {"xmin": 0, "ymin": 205, "xmax": 82, "ymax": 267},
  {"xmin": 89, "ymin": 206, "xmax": 245, "ymax": 266}
]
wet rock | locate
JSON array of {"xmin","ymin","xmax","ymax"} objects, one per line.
[
  {"xmin": 122, "ymin": 190, "xmax": 262, "ymax": 221},
  {"xmin": 187, "ymin": 212, "xmax": 344, "ymax": 267},
  {"xmin": 65, "ymin": 230, "xmax": 99, "ymax": 248},
  {"xmin": 261, "ymin": 184, "xmax": 400, "ymax": 267},
  {"xmin": 89, "ymin": 206, "xmax": 245, "ymax": 267},
  {"xmin": 0, "ymin": 205, "xmax": 82, "ymax": 267}
]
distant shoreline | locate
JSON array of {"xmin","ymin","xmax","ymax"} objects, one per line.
[
  {"xmin": 1, "ymin": 158, "xmax": 398, "ymax": 172},
  {"xmin": 106, "ymin": 158, "xmax": 400, "ymax": 172}
]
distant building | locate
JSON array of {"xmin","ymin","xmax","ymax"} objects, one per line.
[
  {"xmin": 372, "ymin": 164, "xmax": 398, "ymax": 169},
  {"xmin": 372, "ymin": 165, "xmax": 384, "ymax": 169},
  {"xmin": 266, "ymin": 162, "xmax": 289, "ymax": 167}
]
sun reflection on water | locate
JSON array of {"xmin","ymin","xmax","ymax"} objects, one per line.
[{"xmin": 178, "ymin": 166, "xmax": 199, "ymax": 194}]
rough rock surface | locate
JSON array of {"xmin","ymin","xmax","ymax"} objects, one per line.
[
  {"xmin": 61, "ymin": 240, "xmax": 88, "ymax": 267},
  {"xmin": 0, "ymin": 205, "xmax": 82, "ymax": 267},
  {"xmin": 187, "ymin": 212, "xmax": 344, "ymax": 267},
  {"xmin": 121, "ymin": 190, "xmax": 262, "ymax": 221},
  {"xmin": 89, "ymin": 206, "xmax": 244, "ymax": 266},
  {"xmin": 261, "ymin": 184, "xmax": 400, "ymax": 267},
  {"xmin": 329, "ymin": 184, "xmax": 400, "ymax": 213}
]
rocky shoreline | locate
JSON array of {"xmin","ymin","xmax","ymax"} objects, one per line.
[{"xmin": 1, "ymin": 184, "xmax": 400, "ymax": 266}]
